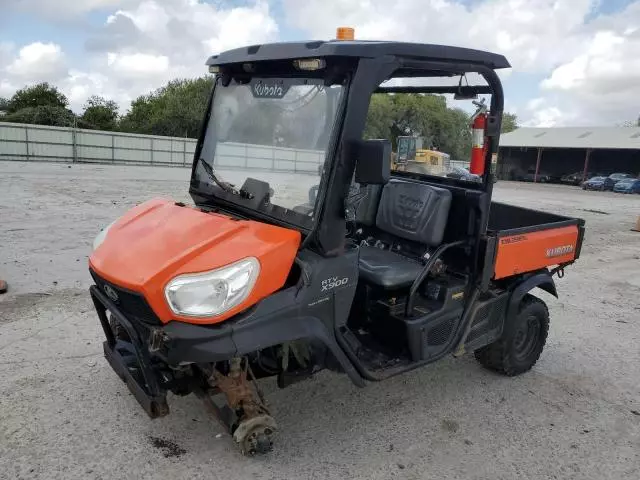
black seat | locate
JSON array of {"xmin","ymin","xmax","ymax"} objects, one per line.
[
  {"xmin": 358, "ymin": 181, "xmax": 452, "ymax": 289},
  {"xmin": 359, "ymin": 248, "xmax": 424, "ymax": 288}
]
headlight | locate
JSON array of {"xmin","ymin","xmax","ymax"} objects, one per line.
[
  {"xmin": 164, "ymin": 257, "xmax": 260, "ymax": 317},
  {"xmin": 92, "ymin": 220, "xmax": 117, "ymax": 251}
]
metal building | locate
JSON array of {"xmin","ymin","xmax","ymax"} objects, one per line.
[{"xmin": 497, "ymin": 127, "xmax": 640, "ymax": 183}]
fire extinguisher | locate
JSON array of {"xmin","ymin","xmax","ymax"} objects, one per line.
[{"xmin": 469, "ymin": 98, "xmax": 489, "ymax": 175}]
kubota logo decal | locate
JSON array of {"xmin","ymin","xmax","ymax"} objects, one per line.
[
  {"xmin": 104, "ymin": 284, "xmax": 119, "ymax": 302},
  {"xmin": 251, "ymin": 82, "xmax": 289, "ymax": 99},
  {"xmin": 546, "ymin": 245, "xmax": 574, "ymax": 258}
]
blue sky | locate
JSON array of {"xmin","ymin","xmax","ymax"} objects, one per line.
[{"xmin": 1, "ymin": 0, "xmax": 639, "ymax": 127}]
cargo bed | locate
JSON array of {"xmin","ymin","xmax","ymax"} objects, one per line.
[{"xmin": 487, "ymin": 202, "xmax": 585, "ymax": 280}]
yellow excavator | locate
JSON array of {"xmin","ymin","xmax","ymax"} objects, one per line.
[{"xmin": 392, "ymin": 136, "xmax": 450, "ymax": 176}]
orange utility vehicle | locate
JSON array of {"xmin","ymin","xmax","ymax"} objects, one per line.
[{"xmin": 89, "ymin": 31, "xmax": 585, "ymax": 455}]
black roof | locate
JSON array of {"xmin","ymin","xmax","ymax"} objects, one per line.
[{"xmin": 206, "ymin": 40, "xmax": 511, "ymax": 70}]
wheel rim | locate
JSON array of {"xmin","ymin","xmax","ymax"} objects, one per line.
[{"xmin": 513, "ymin": 314, "xmax": 541, "ymax": 361}]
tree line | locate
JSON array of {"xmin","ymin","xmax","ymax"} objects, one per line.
[
  {"xmin": 0, "ymin": 79, "xmax": 519, "ymax": 158},
  {"xmin": 0, "ymin": 79, "xmax": 214, "ymax": 138}
]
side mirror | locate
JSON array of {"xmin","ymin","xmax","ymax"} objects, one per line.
[{"xmin": 353, "ymin": 139, "xmax": 391, "ymax": 185}]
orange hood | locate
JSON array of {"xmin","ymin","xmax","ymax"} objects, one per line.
[{"xmin": 89, "ymin": 198, "xmax": 301, "ymax": 325}]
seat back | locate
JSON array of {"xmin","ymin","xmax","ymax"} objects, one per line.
[
  {"xmin": 355, "ymin": 184, "xmax": 383, "ymax": 226},
  {"xmin": 375, "ymin": 181, "xmax": 452, "ymax": 246}
]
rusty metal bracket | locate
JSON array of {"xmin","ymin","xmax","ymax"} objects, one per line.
[{"xmin": 200, "ymin": 357, "xmax": 277, "ymax": 455}]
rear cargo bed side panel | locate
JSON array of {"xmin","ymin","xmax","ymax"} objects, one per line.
[{"xmin": 493, "ymin": 226, "xmax": 579, "ymax": 280}]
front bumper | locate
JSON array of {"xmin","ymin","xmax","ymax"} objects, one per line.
[
  {"xmin": 90, "ymin": 285, "xmax": 170, "ymax": 418},
  {"xmin": 90, "ymin": 281, "xmax": 366, "ymax": 400}
]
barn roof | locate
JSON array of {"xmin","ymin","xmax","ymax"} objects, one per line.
[{"xmin": 499, "ymin": 127, "xmax": 640, "ymax": 150}]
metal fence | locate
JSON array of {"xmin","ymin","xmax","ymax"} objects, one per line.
[
  {"xmin": 0, "ymin": 122, "xmax": 324, "ymax": 173},
  {"xmin": 0, "ymin": 122, "xmax": 197, "ymax": 166}
]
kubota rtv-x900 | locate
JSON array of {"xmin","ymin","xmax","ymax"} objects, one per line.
[{"xmin": 89, "ymin": 30, "xmax": 585, "ymax": 455}]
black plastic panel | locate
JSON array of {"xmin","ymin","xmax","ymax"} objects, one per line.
[
  {"xmin": 464, "ymin": 293, "xmax": 508, "ymax": 350},
  {"xmin": 206, "ymin": 40, "xmax": 511, "ymax": 70},
  {"xmin": 488, "ymin": 202, "xmax": 583, "ymax": 234},
  {"xmin": 90, "ymin": 270, "xmax": 161, "ymax": 326}
]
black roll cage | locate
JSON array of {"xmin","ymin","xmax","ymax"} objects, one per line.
[
  {"xmin": 190, "ymin": 50, "xmax": 506, "ymax": 257},
  {"xmin": 313, "ymin": 56, "xmax": 505, "ymax": 255}
]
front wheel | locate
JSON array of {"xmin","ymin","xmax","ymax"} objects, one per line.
[{"xmin": 474, "ymin": 294, "xmax": 549, "ymax": 376}]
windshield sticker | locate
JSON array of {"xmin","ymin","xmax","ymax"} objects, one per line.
[{"xmin": 251, "ymin": 81, "xmax": 290, "ymax": 99}]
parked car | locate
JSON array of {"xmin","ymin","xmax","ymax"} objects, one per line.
[
  {"xmin": 561, "ymin": 171, "xmax": 605, "ymax": 186},
  {"xmin": 613, "ymin": 178, "xmax": 640, "ymax": 194},
  {"xmin": 582, "ymin": 176, "xmax": 607, "ymax": 191},
  {"xmin": 518, "ymin": 168, "xmax": 552, "ymax": 183},
  {"xmin": 603, "ymin": 173, "xmax": 635, "ymax": 191},
  {"xmin": 446, "ymin": 166, "xmax": 480, "ymax": 182},
  {"xmin": 560, "ymin": 171, "xmax": 582, "ymax": 185}
]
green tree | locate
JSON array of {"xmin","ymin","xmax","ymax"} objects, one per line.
[
  {"xmin": 120, "ymin": 77, "xmax": 214, "ymax": 137},
  {"xmin": 80, "ymin": 95, "xmax": 119, "ymax": 130},
  {"xmin": 2, "ymin": 105, "xmax": 76, "ymax": 127},
  {"xmin": 501, "ymin": 112, "xmax": 518, "ymax": 133},
  {"xmin": 363, "ymin": 94, "xmax": 395, "ymax": 140},
  {"xmin": 6, "ymin": 82, "xmax": 69, "ymax": 113},
  {"xmin": 364, "ymin": 93, "xmax": 473, "ymax": 160},
  {"xmin": 0, "ymin": 97, "xmax": 8, "ymax": 112}
]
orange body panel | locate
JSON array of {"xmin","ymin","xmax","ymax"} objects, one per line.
[
  {"xmin": 89, "ymin": 198, "xmax": 301, "ymax": 325},
  {"xmin": 493, "ymin": 226, "xmax": 579, "ymax": 280}
]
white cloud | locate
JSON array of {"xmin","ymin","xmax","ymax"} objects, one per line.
[
  {"xmin": 523, "ymin": 100, "xmax": 570, "ymax": 127},
  {"xmin": 2, "ymin": 0, "xmax": 640, "ymax": 128},
  {"xmin": 280, "ymin": 0, "xmax": 640, "ymax": 126},
  {"xmin": 4, "ymin": 0, "xmax": 127, "ymax": 17},
  {"xmin": 0, "ymin": 42, "xmax": 69, "ymax": 101},
  {"xmin": 534, "ymin": 3, "xmax": 640, "ymax": 125},
  {"xmin": 79, "ymin": 0, "xmax": 277, "ymax": 111},
  {"xmin": 106, "ymin": 52, "xmax": 170, "ymax": 77},
  {"xmin": 0, "ymin": 0, "xmax": 278, "ymax": 113},
  {"xmin": 6, "ymin": 42, "xmax": 67, "ymax": 80},
  {"xmin": 282, "ymin": 0, "xmax": 594, "ymax": 73}
]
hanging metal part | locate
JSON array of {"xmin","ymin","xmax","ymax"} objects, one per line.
[
  {"xmin": 470, "ymin": 97, "xmax": 489, "ymax": 121},
  {"xmin": 203, "ymin": 357, "xmax": 277, "ymax": 456}
]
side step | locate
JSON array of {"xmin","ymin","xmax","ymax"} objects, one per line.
[{"xmin": 336, "ymin": 289, "xmax": 482, "ymax": 382}]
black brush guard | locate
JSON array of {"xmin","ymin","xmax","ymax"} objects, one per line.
[{"xmin": 90, "ymin": 285, "xmax": 169, "ymax": 418}]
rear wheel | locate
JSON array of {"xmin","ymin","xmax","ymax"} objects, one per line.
[{"xmin": 474, "ymin": 294, "xmax": 549, "ymax": 376}]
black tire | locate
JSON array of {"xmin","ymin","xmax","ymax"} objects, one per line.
[{"xmin": 474, "ymin": 294, "xmax": 549, "ymax": 376}]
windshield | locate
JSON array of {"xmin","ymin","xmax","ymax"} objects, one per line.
[{"xmin": 195, "ymin": 76, "xmax": 345, "ymax": 229}]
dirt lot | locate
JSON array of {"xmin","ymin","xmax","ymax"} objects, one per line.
[{"xmin": 1, "ymin": 161, "xmax": 639, "ymax": 480}]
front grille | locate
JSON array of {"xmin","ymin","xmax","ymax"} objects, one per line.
[{"xmin": 90, "ymin": 269, "xmax": 162, "ymax": 326}]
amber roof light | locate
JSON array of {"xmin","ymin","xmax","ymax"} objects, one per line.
[{"xmin": 336, "ymin": 27, "xmax": 355, "ymax": 41}]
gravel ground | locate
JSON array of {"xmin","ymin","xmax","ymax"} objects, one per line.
[{"xmin": 0, "ymin": 161, "xmax": 639, "ymax": 480}]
